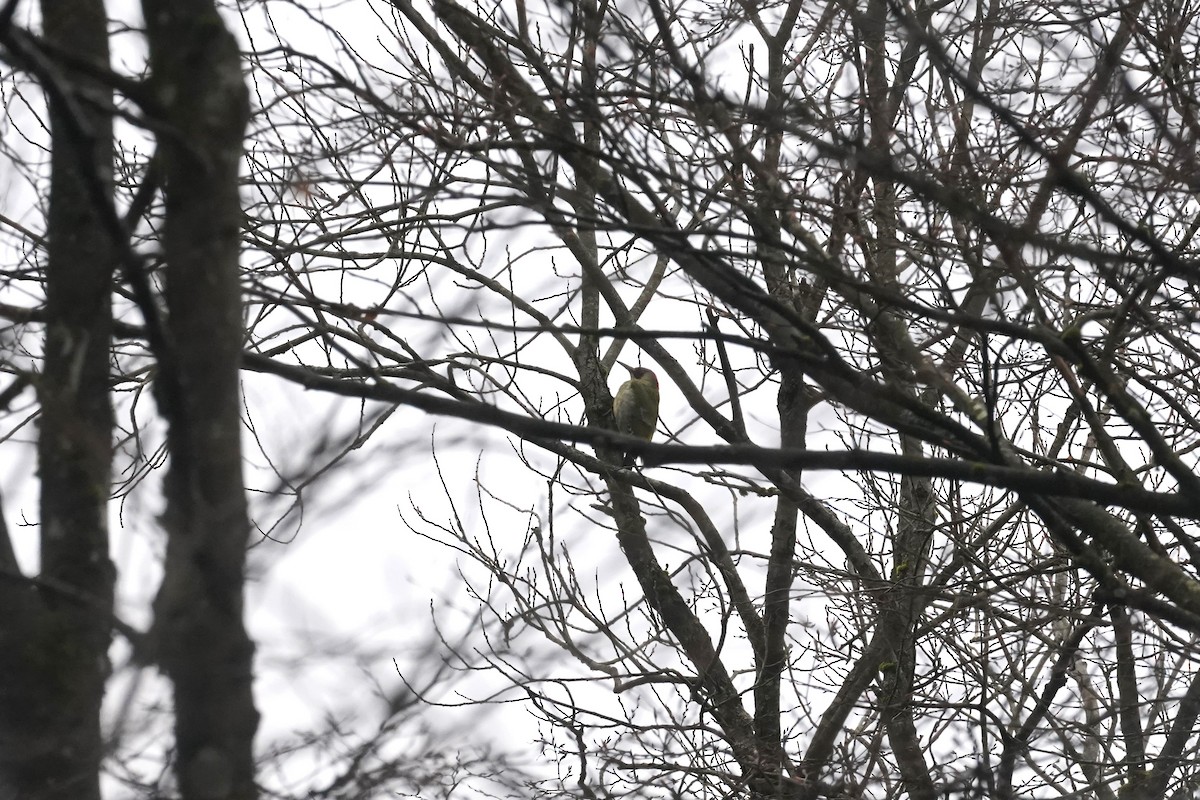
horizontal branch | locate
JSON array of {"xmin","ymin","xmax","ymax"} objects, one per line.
[
  {"xmin": 2, "ymin": 295, "xmax": 1185, "ymax": 518},
  {"xmin": 243, "ymin": 352, "xmax": 1200, "ymax": 518}
]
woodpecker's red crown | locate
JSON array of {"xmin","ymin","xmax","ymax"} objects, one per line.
[{"xmin": 620, "ymin": 363, "xmax": 658, "ymax": 386}]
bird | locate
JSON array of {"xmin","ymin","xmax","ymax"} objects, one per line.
[{"xmin": 612, "ymin": 361, "xmax": 659, "ymax": 467}]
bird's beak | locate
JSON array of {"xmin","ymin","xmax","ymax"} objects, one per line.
[{"xmin": 617, "ymin": 360, "xmax": 634, "ymax": 374}]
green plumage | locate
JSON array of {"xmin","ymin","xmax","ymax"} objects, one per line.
[{"xmin": 612, "ymin": 363, "xmax": 659, "ymax": 466}]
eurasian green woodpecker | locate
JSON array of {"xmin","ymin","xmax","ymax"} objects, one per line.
[{"xmin": 612, "ymin": 362, "xmax": 659, "ymax": 466}]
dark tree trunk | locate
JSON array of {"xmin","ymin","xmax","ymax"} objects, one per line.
[
  {"xmin": 0, "ymin": 2, "xmax": 116, "ymax": 798},
  {"xmin": 142, "ymin": 1, "xmax": 259, "ymax": 797}
]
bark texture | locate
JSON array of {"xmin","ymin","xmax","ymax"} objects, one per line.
[
  {"xmin": 0, "ymin": 2, "xmax": 116, "ymax": 798},
  {"xmin": 142, "ymin": 1, "xmax": 259, "ymax": 797}
]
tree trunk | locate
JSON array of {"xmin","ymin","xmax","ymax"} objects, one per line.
[
  {"xmin": 0, "ymin": 2, "xmax": 116, "ymax": 797},
  {"xmin": 142, "ymin": 1, "xmax": 259, "ymax": 797}
]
